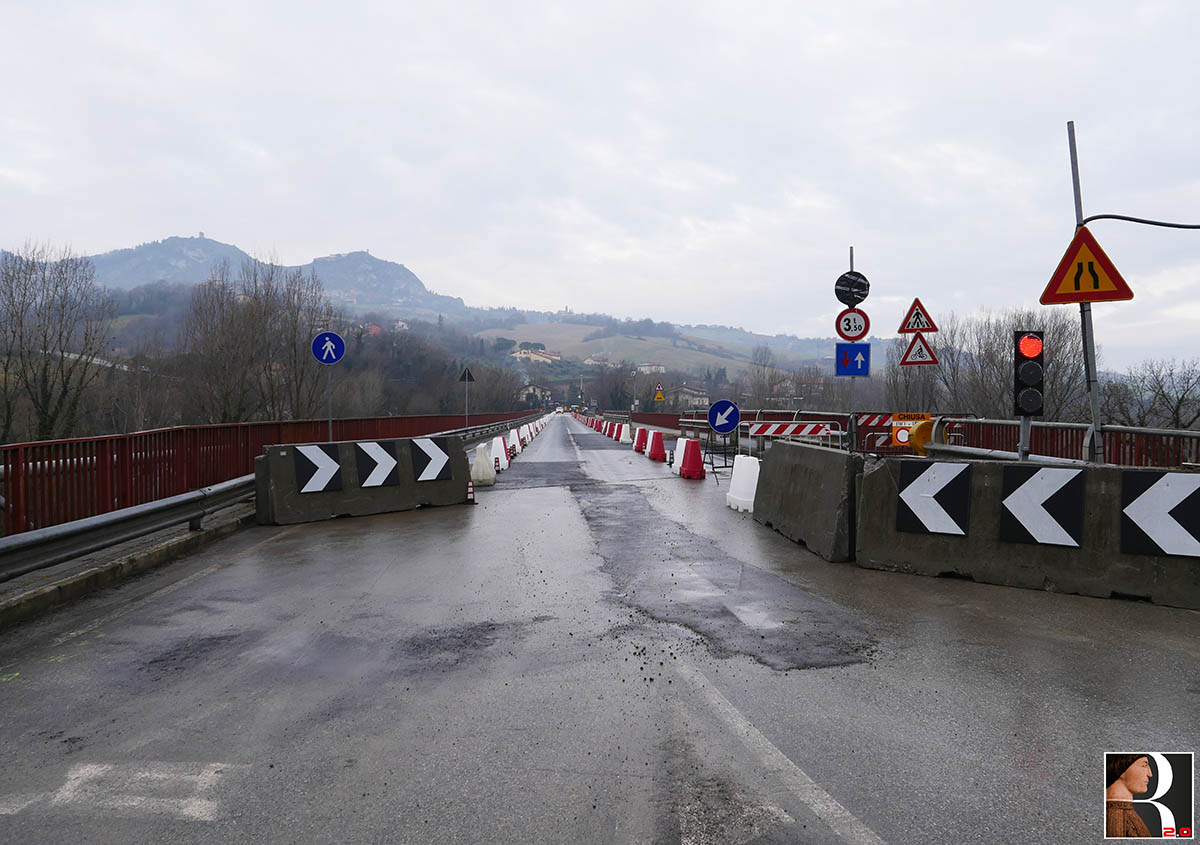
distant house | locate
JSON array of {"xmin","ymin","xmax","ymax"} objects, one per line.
[
  {"xmin": 364, "ymin": 323, "xmax": 382, "ymax": 337},
  {"xmin": 510, "ymin": 349, "xmax": 559, "ymax": 364},
  {"xmin": 637, "ymin": 363, "xmax": 666, "ymax": 374},
  {"xmin": 394, "ymin": 320, "xmax": 409, "ymax": 331},
  {"xmin": 583, "ymin": 356, "xmax": 608, "ymax": 366},
  {"xmin": 666, "ymin": 385, "xmax": 710, "ymax": 408}
]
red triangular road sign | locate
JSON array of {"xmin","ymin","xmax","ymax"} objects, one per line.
[
  {"xmin": 1040, "ymin": 225, "xmax": 1134, "ymax": 304},
  {"xmin": 899, "ymin": 332, "xmax": 938, "ymax": 366},
  {"xmin": 654, "ymin": 382, "xmax": 664, "ymax": 392},
  {"xmin": 897, "ymin": 298, "xmax": 938, "ymax": 333}
]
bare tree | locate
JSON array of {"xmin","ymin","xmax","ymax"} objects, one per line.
[
  {"xmin": 180, "ymin": 261, "xmax": 262, "ymax": 423},
  {"xmin": 470, "ymin": 364, "xmax": 523, "ymax": 411},
  {"xmin": 745, "ymin": 344, "xmax": 786, "ymax": 408},
  {"xmin": 89, "ymin": 331, "xmax": 180, "ymax": 433},
  {"xmin": 1, "ymin": 243, "xmax": 114, "ymax": 441},
  {"xmin": 1104, "ymin": 358, "xmax": 1200, "ymax": 429},
  {"xmin": 0, "ymin": 251, "xmax": 29, "ymax": 441},
  {"xmin": 885, "ymin": 307, "xmax": 1088, "ymax": 420},
  {"xmin": 241, "ymin": 259, "xmax": 333, "ymax": 420}
]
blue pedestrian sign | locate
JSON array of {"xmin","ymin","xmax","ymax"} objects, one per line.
[
  {"xmin": 835, "ymin": 343, "xmax": 870, "ymax": 377},
  {"xmin": 708, "ymin": 400, "xmax": 740, "ymax": 434},
  {"xmin": 312, "ymin": 331, "xmax": 346, "ymax": 365}
]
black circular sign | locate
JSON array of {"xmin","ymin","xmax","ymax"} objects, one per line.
[{"xmin": 834, "ymin": 271, "xmax": 870, "ymax": 306}]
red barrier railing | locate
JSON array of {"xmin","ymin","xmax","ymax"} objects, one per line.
[
  {"xmin": 0, "ymin": 411, "xmax": 533, "ymax": 536},
  {"xmin": 630, "ymin": 412, "xmax": 682, "ymax": 429}
]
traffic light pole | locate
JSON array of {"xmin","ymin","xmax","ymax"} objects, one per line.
[
  {"xmin": 1018, "ymin": 415, "xmax": 1031, "ymax": 461},
  {"xmin": 1068, "ymin": 121, "xmax": 1105, "ymax": 465}
]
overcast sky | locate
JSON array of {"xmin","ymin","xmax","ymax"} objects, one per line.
[{"xmin": 3, "ymin": 1, "xmax": 1197, "ymax": 369}]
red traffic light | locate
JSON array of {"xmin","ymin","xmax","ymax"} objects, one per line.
[{"xmin": 1017, "ymin": 333, "xmax": 1043, "ymax": 358}]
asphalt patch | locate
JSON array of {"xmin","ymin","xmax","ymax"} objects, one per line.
[
  {"xmin": 572, "ymin": 483, "xmax": 875, "ymax": 671},
  {"xmin": 494, "ymin": 460, "xmax": 592, "ymax": 490}
]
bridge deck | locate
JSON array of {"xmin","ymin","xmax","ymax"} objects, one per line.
[{"xmin": 0, "ymin": 415, "xmax": 1194, "ymax": 843}]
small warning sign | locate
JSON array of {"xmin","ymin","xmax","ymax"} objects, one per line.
[
  {"xmin": 891, "ymin": 413, "xmax": 931, "ymax": 447},
  {"xmin": 898, "ymin": 298, "xmax": 938, "ymax": 334},
  {"xmin": 654, "ymin": 382, "xmax": 664, "ymax": 392},
  {"xmin": 654, "ymin": 391, "xmax": 665, "ymax": 402},
  {"xmin": 900, "ymin": 333, "xmax": 938, "ymax": 366},
  {"xmin": 1040, "ymin": 225, "xmax": 1134, "ymax": 305}
]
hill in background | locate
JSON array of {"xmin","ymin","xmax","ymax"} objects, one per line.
[
  {"xmin": 89, "ymin": 235, "xmax": 469, "ymax": 318},
  {"xmin": 81, "ymin": 234, "xmax": 840, "ymax": 376}
]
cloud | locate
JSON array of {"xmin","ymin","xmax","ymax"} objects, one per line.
[{"xmin": 1, "ymin": 0, "xmax": 1197, "ymax": 372}]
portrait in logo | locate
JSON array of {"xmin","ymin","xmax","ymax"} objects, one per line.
[{"xmin": 1105, "ymin": 752, "xmax": 1194, "ymax": 839}]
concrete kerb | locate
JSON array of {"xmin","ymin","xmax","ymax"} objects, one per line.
[{"xmin": 0, "ymin": 504, "xmax": 257, "ymax": 632}]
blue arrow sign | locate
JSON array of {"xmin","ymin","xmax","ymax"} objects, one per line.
[
  {"xmin": 835, "ymin": 343, "xmax": 870, "ymax": 377},
  {"xmin": 708, "ymin": 399, "xmax": 740, "ymax": 434},
  {"xmin": 312, "ymin": 331, "xmax": 346, "ymax": 365}
]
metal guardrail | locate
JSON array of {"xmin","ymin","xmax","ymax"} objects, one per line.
[
  {"xmin": 0, "ymin": 414, "xmax": 546, "ymax": 584},
  {"xmin": 0, "ymin": 475, "xmax": 256, "ymax": 583}
]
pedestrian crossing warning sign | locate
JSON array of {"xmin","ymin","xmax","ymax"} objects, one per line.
[
  {"xmin": 898, "ymin": 298, "xmax": 938, "ymax": 333},
  {"xmin": 1040, "ymin": 226, "xmax": 1134, "ymax": 305}
]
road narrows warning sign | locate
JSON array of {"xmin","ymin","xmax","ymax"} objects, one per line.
[{"xmin": 1040, "ymin": 225, "xmax": 1134, "ymax": 305}]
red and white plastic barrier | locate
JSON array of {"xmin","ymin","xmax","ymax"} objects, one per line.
[{"xmin": 746, "ymin": 422, "xmax": 830, "ymax": 437}]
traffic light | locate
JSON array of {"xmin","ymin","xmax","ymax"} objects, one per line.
[{"xmin": 1013, "ymin": 330, "xmax": 1045, "ymax": 416}]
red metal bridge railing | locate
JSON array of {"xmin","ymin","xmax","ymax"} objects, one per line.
[{"xmin": 0, "ymin": 411, "xmax": 533, "ymax": 537}]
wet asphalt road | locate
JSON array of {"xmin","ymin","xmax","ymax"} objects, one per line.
[{"xmin": 0, "ymin": 414, "xmax": 1196, "ymax": 844}]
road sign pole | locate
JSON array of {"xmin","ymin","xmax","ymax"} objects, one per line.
[
  {"xmin": 465, "ymin": 378, "xmax": 470, "ymax": 429},
  {"xmin": 327, "ymin": 365, "xmax": 332, "ymax": 442},
  {"xmin": 1018, "ymin": 415, "xmax": 1031, "ymax": 461},
  {"xmin": 1068, "ymin": 121, "xmax": 1105, "ymax": 464},
  {"xmin": 849, "ymin": 245, "xmax": 853, "ymax": 272}
]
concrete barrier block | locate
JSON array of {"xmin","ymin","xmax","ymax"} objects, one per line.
[
  {"xmin": 753, "ymin": 442, "xmax": 861, "ymax": 562},
  {"xmin": 855, "ymin": 458, "xmax": 1200, "ymax": 610},
  {"xmin": 256, "ymin": 436, "xmax": 470, "ymax": 526}
]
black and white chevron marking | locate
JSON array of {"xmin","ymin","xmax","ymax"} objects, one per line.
[
  {"xmin": 896, "ymin": 461, "xmax": 971, "ymax": 535},
  {"xmin": 999, "ymin": 466, "xmax": 1083, "ymax": 547},
  {"xmin": 410, "ymin": 437, "xmax": 452, "ymax": 482},
  {"xmin": 355, "ymin": 441, "xmax": 400, "ymax": 488},
  {"xmin": 294, "ymin": 444, "xmax": 342, "ymax": 494},
  {"xmin": 1121, "ymin": 470, "xmax": 1200, "ymax": 557}
]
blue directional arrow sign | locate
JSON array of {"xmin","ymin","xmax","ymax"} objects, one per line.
[
  {"xmin": 835, "ymin": 343, "xmax": 870, "ymax": 377},
  {"xmin": 311, "ymin": 331, "xmax": 346, "ymax": 365},
  {"xmin": 708, "ymin": 399, "xmax": 740, "ymax": 434}
]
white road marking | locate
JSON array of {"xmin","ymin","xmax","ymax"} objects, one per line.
[
  {"xmin": 676, "ymin": 662, "xmax": 885, "ymax": 845},
  {"xmin": 2, "ymin": 762, "xmax": 248, "ymax": 821},
  {"xmin": 0, "ymin": 793, "xmax": 46, "ymax": 814}
]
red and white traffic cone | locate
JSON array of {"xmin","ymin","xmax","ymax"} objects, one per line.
[{"xmin": 466, "ymin": 481, "xmax": 476, "ymax": 504}]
